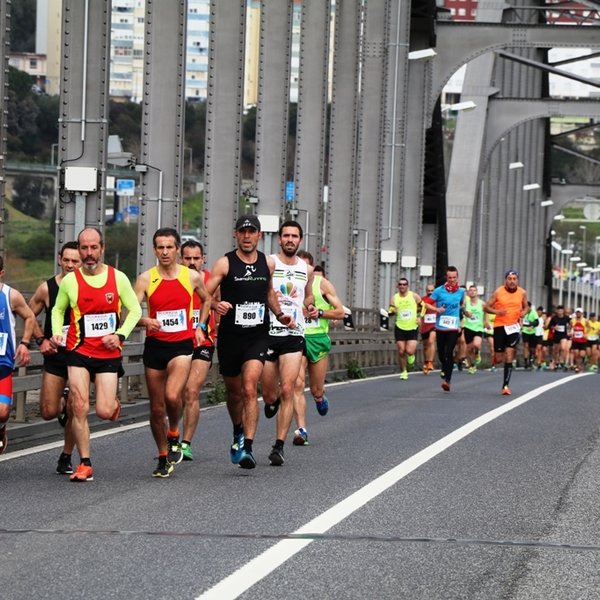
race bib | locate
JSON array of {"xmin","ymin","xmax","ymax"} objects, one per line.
[
  {"xmin": 468, "ymin": 314, "xmax": 479, "ymax": 322},
  {"xmin": 191, "ymin": 309, "xmax": 200, "ymax": 327},
  {"xmin": 272, "ymin": 303, "xmax": 297, "ymax": 328},
  {"xmin": 61, "ymin": 324, "xmax": 69, "ymax": 347},
  {"xmin": 439, "ymin": 315, "xmax": 458, "ymax": 329},
  {"xmin": 555, "ymin": 325, "xmax": 565, "ymax": 333},
  {"xmin": 504, "ymin": 323, "xmax": 521, "ymax": 335},
  {"xmin": 157, "ymin": 309, "xmax": 187, "ymax": 333},
  {"xmin": 573, "ymin": 330, "xmax": 584, "ymax": 339},
  {"xmin": 0, "ymin": 332, "xmax": 7, "ymax": 356},
  {"xmin": 235, "ymin": 302, "xmax": 264, "ymax": 326},
  {"xmin": 304, "ymin": 317, "xmax": 319, "ymax": 329},
  {"xmin": 84, "ymin": 312, "xmax": 117, "ymax": 337},
  {"xmin": 423, "ymin": 314, "xmax": 436, "ymax": 324},
  {"xmin": 399, "ymin": 309, "xmax": 413, "ymax": 320}
]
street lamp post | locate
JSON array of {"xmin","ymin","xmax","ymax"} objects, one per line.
[
  {"xmin": 580, "ymin": 225, "xmax": 587, "ymax": 309},
  {"xmin": 569, "ymin": 256, "xmax": 581, "ymax": 310},
  {"xmin": 559, "ymin": 248, "xmax": 572, "ymax": 306}
]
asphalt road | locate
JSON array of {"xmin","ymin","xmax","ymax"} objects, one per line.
[{"xmin": 2, "ymin": 368, "xmax": 600, "ymax": 600}]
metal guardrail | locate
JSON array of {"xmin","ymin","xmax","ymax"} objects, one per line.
[{"xmin": 11, "ymin": 308, "xmax": 398, "ymax": 423}]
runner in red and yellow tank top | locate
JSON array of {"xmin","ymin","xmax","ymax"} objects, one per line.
[
  {"xmin": 133, "ymin": 228, "xmax": 212, "ymax": 478},
  {"xmin": 484, "ymin": 270, "xmax": 528, "ymax": 396},
  {"xmin": 179, "ymin": 240, "xmax": 219, "ymax": 460},
  {"xmin": 50, "ymin": 227, "xmax": 142, "ymax": 482}
]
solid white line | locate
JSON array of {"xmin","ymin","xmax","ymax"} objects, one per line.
[
  {"xmin": 196, "ymin": 374, "xmax": 589, "ymax": 600},
  {"xmin": 0, "ymin": 420, "xmax": 150, "ymax": 462}
]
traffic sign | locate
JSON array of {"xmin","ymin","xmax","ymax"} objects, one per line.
[
  {"xmin": 285, "ymin": 181, "xmax": 295, "ymax": 203},
  {"xmin": 116, "ymin": 179, "xmax": 135, "ymax": 196}
]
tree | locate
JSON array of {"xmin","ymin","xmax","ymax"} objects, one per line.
[
  {"xmin": 12, "ymin": 175, "xmax": 52, "ymax": 219},
  {"xmin": 9, "ymin": 0, "xmax": 36, "ymax": 52}
]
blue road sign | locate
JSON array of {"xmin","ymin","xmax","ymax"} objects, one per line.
[
  {"xmin": 285, "ymin": 181, "xmax": 295, "ymax": 203},
  {"xmin": 116, "ymin": 179, "xmax": 135, "ymax": 196}
]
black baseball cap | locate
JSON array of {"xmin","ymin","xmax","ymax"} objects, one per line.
[{"xmin": 235, "ymin": 215, "xmax": 261, "ymax": 231}]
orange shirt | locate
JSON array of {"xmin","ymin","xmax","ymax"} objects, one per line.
[{"xmin": 493, "ymin": 286, "xmax": 525, "ymax": 328}]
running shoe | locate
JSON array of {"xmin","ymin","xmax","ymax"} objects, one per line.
[
  {"xmin": 56, "ymin": 453, "xmax": 73, "ymax": 475},
  {"xmin": 502, "ymin": 386, "xmax": 511, "ymax": 396},
  {"xmin": 181, "ymin": 442, "xmax": 193, "ymax": 461},
  {"xmin": 238, "ymin": 449, "xmax": 256, "ymax": 469},
  {"xmin": 422, "ymin": 364, "xmax": 431, "ymax": 375},
  {"xmin": 152, "ymin": 459, "xmax": 174, "ymax": 478},
  {"xmin": 315, "ymin": 396, "xmax": 329, "ymax": 416},
  {"xmin": 474, "ymin": 355, "xmax": 481, "ymax": 366},
  {"xmin": 468, "ymin": 366, "xmax": 476, "ymax": 375},
  {"xmin": 167, "ymin": 436, "xmax": 183, "ymax": 465},
  {"xmin": 264, "ymin": 398, "xmax": 280, "ymax": 419},
  {"xmin": 399, "ymin": 370, "xmax": 408, "ymax": 380},
  {"xmin": 268, "ymin": 445, "xmax": 285, "ymax": 466},
  {"xmin": 230, "ymin": 433, "xmax": 245, "ymax": 464},
  {"xmin": 441, "ymin": 381, "xmax": 450, "ymax": 392},
  {"xmin": 293, "ymin": 427, "xmax": 309, "ymax": 446},
  {"xmin": 70, "ymin": 463, "xmax": 94, "ymax": 482},
  {"xmin": 109, "ymin": 398, "xmax": 121, "ymax": 422},
  {"xmin": 0, "ymin": 425, "xmax": 6, "ymax": 455},
  {"xmin": 407, "ymin": 354, "xmax": 415, "ymax": 366}
]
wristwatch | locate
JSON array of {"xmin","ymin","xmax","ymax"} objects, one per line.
[{"xmin": 36, "ymin": 336, "xmax": 45, "ymax": 346}]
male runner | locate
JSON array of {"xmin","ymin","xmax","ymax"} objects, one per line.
[
  {"xmin": 28, "ymin": 241, "xmax": 80, "ymax": 473},
  {"xmin": 388, "ymin": 277, "xmax": 422, "ymax": 380},
  {"xmin": 50, "ymin": 228, "xmax": 142, "ymax": 481},
  {"xmin": 206, "ymin": 215, "xmax": 293, "ymax": 469},
  {"xmin": 0, "ymin": 256, "xmax": 36, "ymax": 455},
  {"xmin": 484, "ymin": 269, "xmax": 528, "ymax": 395},
  {"xmin": 292, "ymin": 250, "xmax": 344, "ymax": 446},
  {"xmin": 419, "ymin": 283, "xmax": 437, "ymax": 374},
  {"xmin": 463, "ymin": 284, "xmax": 485, "ymax": 374},
  {"xmin": 179, "ymin": 240, "xmax": 218, "ymax": 461},
  {"xmin": 134, "ymin": 228, "xmax": 211, "ymax": 477}
]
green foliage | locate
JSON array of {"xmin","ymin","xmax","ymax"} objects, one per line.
[
  {"xmin": 8, "ymin": 231, "xmax": 55, "ymax": 261},
  {"xmin": 346, "ymin": 358, "xmax": 366, "ymax": 379},
  {"xmin": 207, "ymin": 380, "xmax": 227, "ymax": 405},
  {"xmin": 9, "ymin": 0, "xmax": 36, "ymax": 52},
  {"xmin": 182, "ymin": 192, "xmax": 204, "ymax": 231},
  {"xmin": 105, "ymin": 224, "xmax": 138, "ymax": 280},
  {"xmin": 12, "ymin": 175, "xmax": 52, "ymax": 218}
]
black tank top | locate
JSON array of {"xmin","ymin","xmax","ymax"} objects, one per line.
[
  {"xmin": 44, "ymin": 277, "xmax": 71, "ymax": 339},
  {"xmin": 219, "ymin": 250, "xmax": 270, "ymax": 336}
]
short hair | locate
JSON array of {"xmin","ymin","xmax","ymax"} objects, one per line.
[
  {"xmin": 314, "ymin": 265, "xmax": 325, "ymax": 274},
  {"xmin": 153, "ymin": 227, "xmax": 180, "ymax": 248},
  {"xmin": 77, "ymin": 227, "xmax": 103, "ymax": 246},
  {"xmin": 297, "ymin": 249, "xmax": 314, "ymax": 265},
  {"xmin": 0, "ymin": 255, "xmax": 4, "ymax": 272},
  {"xmin": 279, "ymin": 220, "xmax": 303, "ymax": 238},
  {"xmin": 60, "ymin": 241, "xmax": 79, "ymax": 256},
  {"xmin": 446, "ymin": 265, "xmax": 458, "ymax": 274},
  {"xmin": 181, "ymin": 240, "xmax": 204, "ymax": 256}
]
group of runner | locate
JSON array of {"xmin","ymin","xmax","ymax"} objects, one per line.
[{"xmin": 0, "ymin": 219, "xmax": 345, "ymax": 482}]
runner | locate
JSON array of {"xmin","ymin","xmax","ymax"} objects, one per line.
[
  {"xmin": 50, "ymin": 227, "xmax": 142, "ymax": 481},
  {"xmin": 463, "ymin": 284, "xmax": 485, "ymax": 374},
  {"xmin": 419, "ymin": 283, "xmax": 437, "ymax": 374},
  {"xmin": 291, "ymin": 250, "xmax": 344, "ymax": 446},
  {"xmin": 484, "ymin": 270, "xmax": 528, "ymax": 395},
  {"xmin": 206, "ymin": 215, "xmax": 293, "ymax": 469},
  {"xmin": 387, "ymin": 277, "xmax": 422, "ymax": 380},
  {"xmin": 430, "ymin": 266, "xmax": 466, "ymax": 392},
  {"xmin": 178, "ymin": 240, "xmax": 219, "ymax": 461},
  {"xmin": 133, "ymin": 228, "xmax": 212, "ymax": 477},
  {"xmin": 569, "ymin": 307, "xmax": 587, "ymax": 373},
  {"xmin": 260, "ymin": 221, "xmax": 317, "ymax": 466},
  {"xmin": 28, "ymin": 241, "xmax": 80, "ymax": 473},
  {"xmin": 521, "ymin": 301, "xmax": 540, "ymax": 370},
  {"xmin": 0, "ymin": 256, "xmax": 36, "ymax": 455}
]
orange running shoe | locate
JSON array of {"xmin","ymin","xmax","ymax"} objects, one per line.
[
  {"xmin": 441, "ymin": 381, "xmax": 450, "ymax": 392},
  {"xmin": 501, "ymin": 386, "xmax": 511, "ymax": 396},
  {"xmin": 70, "ymin": 463, "xmax": 94, "ymax": 482}
]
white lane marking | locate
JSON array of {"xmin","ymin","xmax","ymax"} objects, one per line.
[
  {"xmin": 196, "ymin": 374, "xmax": 589, "ymax": 599},
  {"xmin": 0, "ymin": 421, "xmax": 149, "ymax": 462},
  {"xmin": 0, "ymin": 374, "xmax": 392, "ymax": 463}
]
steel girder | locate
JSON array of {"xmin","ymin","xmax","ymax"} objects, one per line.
[
  {"xmin": 0, "ymin": 0, "xmax": 8, "ymax": 254},
  {"xmin": 433, "ymin": 21, "xmax": 600, "ymax": 113},
  {"xmin": 136, "ymin": 0, "xmax": 187, "ymax": 274},
  {"xmin": 350, "ymin": 0, "xmax": 388, "ymax": 308},
  {"xmin": 326, "ymin": 0, "xmax": 361, "ymax": 305},
  {"xmin": 56, "ymin": 0, "xmax": 111, "ymax": 249},
  {"xmin": 292, "ymin": 0, "xmax": 330, "ymax": 261},
  {"xmin": 203, "ymin": 0, "xmax": 246, "ymax": 264},
  {"xmin": 254, "ymin": 0, "xmax": 293, "ymax": 247}
]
